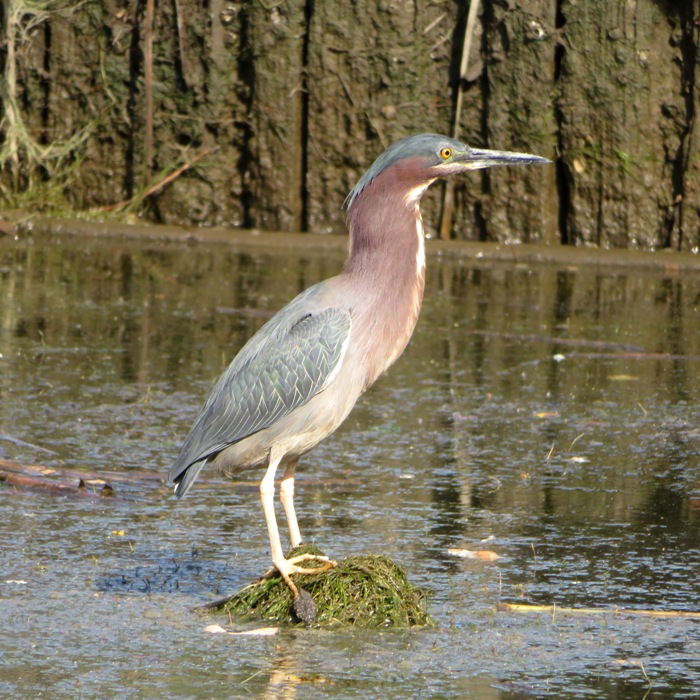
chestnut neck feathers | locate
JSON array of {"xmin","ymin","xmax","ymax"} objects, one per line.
[{"xmin": 341, "ymin": 161, "xmax": 429, "ymax": 387}]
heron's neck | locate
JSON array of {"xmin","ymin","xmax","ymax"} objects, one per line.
[
  {"xmin": 343, "ymin": 187, "xmax": 426, "ymax": 282},
  {"xmin": 342, "ymin": 187, "xmax": 427, "ymax": 384}
]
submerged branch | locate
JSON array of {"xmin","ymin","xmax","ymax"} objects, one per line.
[
  {"xmin": 470, "ymin": 330, "xmax": 700, "ymax": 359},
  {"xmin": 499, "ymin": 602, "xmax": 700, "ymax": 618},
  {"xmin": 0, "ymin": 432, "xmax": 59, "ymax": 455},
  {"xmin": 0, "ymin": 470, "xmax": 113, "ymax": 499}
]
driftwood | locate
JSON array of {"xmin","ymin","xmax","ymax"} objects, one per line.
[
  {"xmin": 0, "ymin": 470, "xmax": 113, "ymax": 499},
  {"xmin": 0, "ymin": 217, "xmax": 16, "ymax": 237},
  {"xmin": 0, "ymin": 457, "xmax": 358, "ymax": 501},
  {"xmin": 0, "ymin": 457, "xmax": 166, "ymax": 501}
]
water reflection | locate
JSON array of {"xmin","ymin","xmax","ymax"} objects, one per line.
[{"xmin": 1, "ymin": 235, "xmax": 699, "ymax": 698}]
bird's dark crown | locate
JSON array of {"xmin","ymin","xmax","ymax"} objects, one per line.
[{"xmin": 344, "ymin": 133, "xmax": 467, "ymax": 211}]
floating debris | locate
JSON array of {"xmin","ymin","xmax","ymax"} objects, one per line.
[
  {"xmin": 204, "ymin": 624, "xmax": 279, "ymax": 636},
  {"xmin": 448, "ymin": 548, "xmax": 501, "ymax": 561}
]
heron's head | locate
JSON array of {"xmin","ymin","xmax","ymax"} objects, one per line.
[{"xmin": 344, "ymin": 133, "xmax": 550, "ymax": 211}]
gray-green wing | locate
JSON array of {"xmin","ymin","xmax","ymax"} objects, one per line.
[{"xmin": 168, "ymin": 306, "xmax": 351, "ymax": 489}]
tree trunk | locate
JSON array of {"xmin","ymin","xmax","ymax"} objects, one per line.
[{"xmin": 557, "ymin": 0, "xmax": 699, "ymax": 250}]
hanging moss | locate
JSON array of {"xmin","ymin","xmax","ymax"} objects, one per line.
[{"xmin": 208, "ymin": 544, "xmax": 432, "ymax": 628}]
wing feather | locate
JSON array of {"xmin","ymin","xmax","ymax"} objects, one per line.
[{"xmin": 168, "ymin": 303, "xmax": 351, "ymax": 490}]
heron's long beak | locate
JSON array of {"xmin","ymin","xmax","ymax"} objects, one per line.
[{"xmin": 464, "ymin": 147, "xmax": 551, "ymax": 170}]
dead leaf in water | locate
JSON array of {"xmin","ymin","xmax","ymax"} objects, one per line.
[
  {"xmin": 448, "ymin": 548, "xmax": 501, "ymax": 561},
  {"xmin": 204, "ymin": 624, "xmax": 279, "ymax": 636}
]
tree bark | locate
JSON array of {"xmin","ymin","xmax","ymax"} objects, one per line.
[{"xmin": 1, "ymin": 0, "xmax": 698, "ymax": 249}]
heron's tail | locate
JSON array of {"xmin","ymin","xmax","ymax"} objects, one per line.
[{"xmin": 170, "ymin": 458, "xmax": 207, "ymax": 499}]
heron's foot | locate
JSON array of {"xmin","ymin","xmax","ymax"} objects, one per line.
[
  {"xmin": 264, "ymin": 554, "xmax": 337, "ymax": 623},
  {"xmin": 264, "ymin": 554, "xmax": 337, "ymax": 584},
  {"xmin": 286, "ymin": 552, "xmax": 338, "ymax": 574},
  {"xmin": 293, "ymin": 588, "xmax": 317, "ymax": 623}
]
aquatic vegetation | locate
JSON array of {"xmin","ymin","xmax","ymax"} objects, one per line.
[{"xmin": 212, "ymin": 544, "xmax": 432, "ymax": 628}]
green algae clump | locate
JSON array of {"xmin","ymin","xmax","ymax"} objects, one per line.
[{"xmin": 210, "ymin": 545, "xmax": 432, "ymax": 628}]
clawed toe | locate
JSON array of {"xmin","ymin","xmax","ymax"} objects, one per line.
[
  {"xmin": 261, "ymin": 551, "xmax": 338, "ymax": 623},
  {"xmin": 264, "ymin": 553, "xmax": 338, "ymax": 599},
  {"xmin": 286, "ymin": 553, "xmax": 337, "ymax": 574}
]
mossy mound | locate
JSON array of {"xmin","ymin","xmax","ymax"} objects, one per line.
[{"xmin": 212, "ymin": 544, "xmax": 432, "ymax": 628}]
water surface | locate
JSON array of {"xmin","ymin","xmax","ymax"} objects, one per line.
[{"xmin": 1, "ymin": 233, "xmax": 699, "ymax": 698}]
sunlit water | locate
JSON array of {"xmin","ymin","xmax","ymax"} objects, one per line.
[{"xmin": 1, "ymin": 233, "xmax": 699, "ymax": 698}]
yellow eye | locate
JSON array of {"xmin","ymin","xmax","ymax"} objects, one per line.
[{"xmin": 439, "ymin": 147, "xmax": 452, "ymax": 160}]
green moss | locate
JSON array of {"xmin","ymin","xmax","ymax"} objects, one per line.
[
  {"xmin": 614, "ymin": 148, "xmax": 632, "ymax": 176},
  {"xmin": 212, "ymin": 544, "xmax": 433, "ymax": 628}
]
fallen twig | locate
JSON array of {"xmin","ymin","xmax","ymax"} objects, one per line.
[
  {"xmin": 471, "ymin": 331, "xmax": 700, "ymax": 360},
  {"xmin": 566, "ymin": 351, "xmax": 700, "ymax": 361},
  {"xmin": 470, "ymin": 330, "xmax": 644, "ymax": 352}
]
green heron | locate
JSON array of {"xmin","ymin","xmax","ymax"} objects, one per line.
[{"xmin": 169, "ymin": 133, "xmax": 548, "ymax": 620}]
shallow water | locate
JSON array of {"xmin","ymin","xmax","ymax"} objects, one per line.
[{"xmin": 1, "ymin": 233, "xmax": 699, "ymax": 698}]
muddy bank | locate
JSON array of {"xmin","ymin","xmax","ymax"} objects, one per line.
[{"xmin": 13, "ymin": 216, "xmax": 700, "ymax": 272}]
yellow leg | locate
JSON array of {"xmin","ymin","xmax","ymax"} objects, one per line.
[
  {"xmin": 260, "ymin": 448, "xmax": 336, "ymax": 600},
  {"xmin": 280, "ymin": 459, "xmax": 302, "ymax": 548},
  {"xmin": 259, "ymin": 449, "xmax": 295, "ymax": 588}
]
